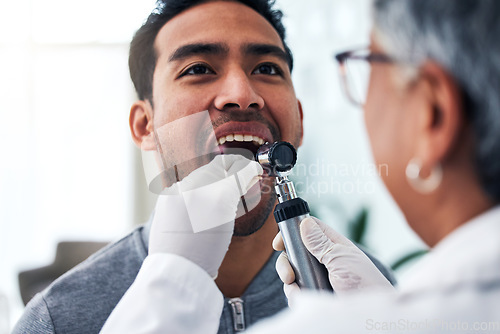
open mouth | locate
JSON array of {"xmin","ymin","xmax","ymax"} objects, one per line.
[{"xmin": 217, "ymin": 134, "xmax": 267, "ymax": 160}]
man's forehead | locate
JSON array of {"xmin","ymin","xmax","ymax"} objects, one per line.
[{"xmin": 153, "ymin": 1, "xmax": 285, "ymax": 60}]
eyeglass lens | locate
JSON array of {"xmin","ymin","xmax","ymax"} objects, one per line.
[{"xmin": 344, "ymin": 58, "xmax": 371, "ymax": 106}]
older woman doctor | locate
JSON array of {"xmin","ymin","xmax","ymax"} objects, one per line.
[{"xmin": 101, "ymin": 0, "xmax": 500, "ymax": 332}]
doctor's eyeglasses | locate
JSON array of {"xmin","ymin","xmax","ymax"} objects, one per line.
[{"xmin": 334, "ymin": 48, "xmax": 395, "ymax": 107}]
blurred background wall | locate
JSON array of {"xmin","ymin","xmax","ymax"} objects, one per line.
[{"xmin": 0, "ymin": 0, "xmax": 425, "ymax": 331}]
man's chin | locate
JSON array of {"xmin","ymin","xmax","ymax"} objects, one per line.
[{"xmin": 233, "ymin": 178, "xmax": 276, "ymax": 236}]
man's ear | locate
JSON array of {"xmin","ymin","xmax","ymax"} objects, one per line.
[
  {"xmin": 297, "ymin": 99, "xmax": 304, "ymax": 147},
  {"xmin": 414, "ymin": 61, "xmax": 464, "ymax": 166},
  {"xmin": 130, "ymin": 100, "xmax": 156, "ymax": 150}
]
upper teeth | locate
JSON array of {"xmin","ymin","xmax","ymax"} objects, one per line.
[{"xmin": 218, "ymin": 134, "xmax": 265, "ymax": 146}]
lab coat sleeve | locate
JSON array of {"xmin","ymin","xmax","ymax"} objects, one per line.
[{"xmin": 100, "ymin": 253, "xmax": 224, "ymax": 334}]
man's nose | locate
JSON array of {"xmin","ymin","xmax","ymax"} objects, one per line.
[{"xmin": 214, "ymin": 70, "xmax": 265, "ymax": 111}]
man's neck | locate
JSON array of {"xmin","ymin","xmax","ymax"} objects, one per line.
[{"xmin": 215, "ymin": 214, "xmax": 278, "ymax": 298}]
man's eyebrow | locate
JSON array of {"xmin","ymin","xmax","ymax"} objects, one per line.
[
  {"xmin": 243, "ymin": 43, "xmax": 289, "ymax": 63},
  {"xmin": 168, "ymin": 43, "xmax": 229, "ymax": 62}
]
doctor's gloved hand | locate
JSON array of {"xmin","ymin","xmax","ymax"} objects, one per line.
[
  {"xmin": 150, "ymin": 154, "xmax": 263, "ymax": 278},
  {"xmin": 100, "ymin": 154, "xmax": 261, "ymax": 334},
  {"xmin": 273, "ymin": 217, "xmax": 394, "ymax": 300}
]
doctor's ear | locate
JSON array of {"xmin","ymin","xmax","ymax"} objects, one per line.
[
  {"xmin": 413, "ymin": 61, "xmax": 464, "ymax": 165},
  {"xmin": 130, "ymin": 100, "xmax": 156, "ymax": 151}
]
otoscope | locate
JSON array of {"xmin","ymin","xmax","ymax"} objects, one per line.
[{"xmin": 255, "ymin": 142, "xmax": 332, "ymax": 291}]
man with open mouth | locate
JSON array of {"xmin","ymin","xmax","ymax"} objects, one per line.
[{"xmin": 13, "ymin": 1, "xmax": 395, "ymax": 333}]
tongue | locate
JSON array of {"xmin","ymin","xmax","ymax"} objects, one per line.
[{"xmin": 219, "ymin": 141, "xmax": 258, "ymax": 160}]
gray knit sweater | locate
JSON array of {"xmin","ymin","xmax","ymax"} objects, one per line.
[{"xmin": 12, "ymin": 221, "xmax": 395, "ymax": 334}]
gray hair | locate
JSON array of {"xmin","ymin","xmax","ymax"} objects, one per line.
[{"xmin": 373, "ymin": 0, "xmax": 500, "ymax": 203}]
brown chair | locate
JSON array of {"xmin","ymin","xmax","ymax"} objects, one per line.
[{"xmin": 18, "ymin": 241, "xmax": 108, "ymax": 305}]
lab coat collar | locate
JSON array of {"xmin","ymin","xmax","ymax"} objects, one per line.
[{"xmin": 401, "ymin": 205, "xmax": 500, "ymax": 292}]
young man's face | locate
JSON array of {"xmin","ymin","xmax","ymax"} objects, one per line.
[{"xmin": 132, "ymin": 0, "xmax": 303, "ymax": 235}]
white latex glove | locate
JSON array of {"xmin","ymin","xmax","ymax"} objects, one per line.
[
  {"xmin": 274, "ymin": 216, "xmax": 393, "ymax": 302},
  {"xmin": 150, "ymin": 154, "xmax": 263, "ymax": 278}
]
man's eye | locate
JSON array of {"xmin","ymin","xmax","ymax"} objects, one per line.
[
  {"xmin": 181, "ymin": 64, "xmax": 215, "ymax": 76},
  {"xmin": 252, "ymin": 63, "xmax": 282, "ymax": 76}
]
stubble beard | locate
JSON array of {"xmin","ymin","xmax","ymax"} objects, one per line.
[{"xmin": 232, "ymin": 177, "xmax": 276, "ymax": 236}]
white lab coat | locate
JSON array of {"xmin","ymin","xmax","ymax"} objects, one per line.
[{"xmin": 101, "ymin": 206, "xmax": 500, "ymax": 334}]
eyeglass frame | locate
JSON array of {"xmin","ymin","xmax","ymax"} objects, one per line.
[{"xmin": 334, "ymin": 48, "xmax": 396, "ymax": 107}]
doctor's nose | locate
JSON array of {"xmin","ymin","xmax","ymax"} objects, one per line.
[{"xmin": 214, "ymin": 71, "xmax": 265, "ymax": 111}]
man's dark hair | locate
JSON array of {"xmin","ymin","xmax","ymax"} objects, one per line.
[{"xmin": 129, "ymin": 0, "xmax": 293, "ymax": 102}]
